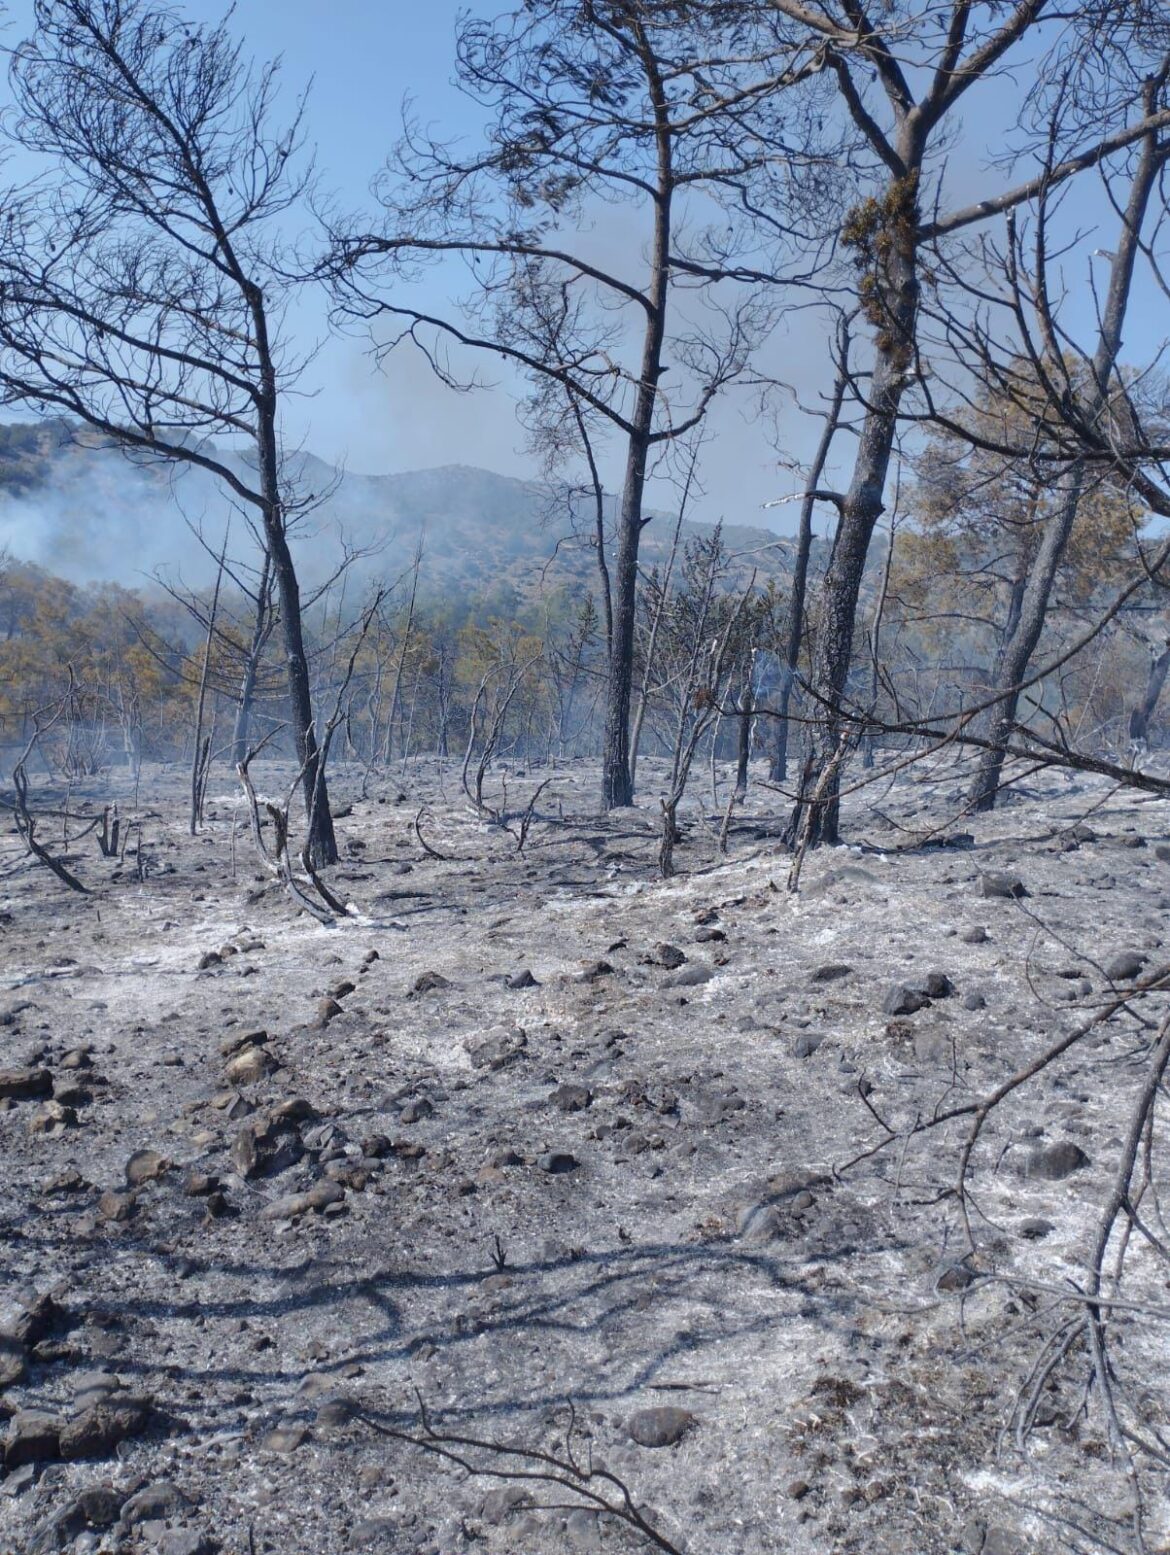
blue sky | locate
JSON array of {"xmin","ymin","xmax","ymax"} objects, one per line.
[{"xmin": 1, "ymin": 2, "xmax": 1162, "ymax": 543}]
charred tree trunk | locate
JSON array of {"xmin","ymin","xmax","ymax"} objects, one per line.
[
  {"xmin": 1130, "ymin": 641, "xmax": 1170, "ymax": 746},
  {"xmin": 968, "ymin": 122, "xmax": 1164, "ymax": 811},
  {"xmin": 601, "ymin": 32, "xmax": 672, "ymax": 812},
  {"xmin": 771, "ymin": 344, "xmax": 849, "ymax": 783},
  {"xmin": 254, "ymin": 383, "xmax": 337, "ymax": 865}
]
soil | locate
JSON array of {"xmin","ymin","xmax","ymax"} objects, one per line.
[{"xmin": 2, "ymin": 754, "xmax": 1169, "ymax": 1555}]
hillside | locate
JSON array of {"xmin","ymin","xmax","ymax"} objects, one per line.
[{"xmin": 0, "ymin": 418, "xmax": 806, "ymax": 600}]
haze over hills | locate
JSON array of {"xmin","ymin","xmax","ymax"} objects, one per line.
[{"xmin": 0, "ymin": 418, "xmax": 808, "ymax": 601}]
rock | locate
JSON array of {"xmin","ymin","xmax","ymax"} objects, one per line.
[
  {"xmin": 158, "ymin": 1533, "xmax": 218, "ymax": 1555},
  {"xmin": 651, "ymin": 944, "xmax": 687, "ymax": 970},
  {"xmin": 962, "ymin": 992, "xmax": 987, "ymax": 1011},
  {"xmin": 125, "ymin": 1149, "xmax": 169, "ymax": 1186},
  {"xmin": 1024, "ymin": 1140, "xmax": 1090, "ymax": 1180},
  {"xmin": 628, "ymin": 1406, "xmax": 696, "ymax": 1447},
  {"xmin": 26, "ymin": 1487, "xmax": 125, "ymax": 1554},
  {"xmin": 809, "ymin": 963, "xmax": 853, "ymax": 983},
  {"xmin": 41, "ymin": 1168, "xmax": 89, "ymax": 1196},
  {"xmin": 411, "ymin": 971, "xmax": 450, "ymax": 994},
  {"xmin": 960, "ymin": 926, "xmax": 989, "ymax": 944},
  {"xmin": 786, "ymin": 1480, "xmax": 811, "ymax": 1501},
  {"xmin": 315, "ymin": 998, "xmax": 344, "ymax": 1027},
  {"xmin": 980, "ymin": 872, "xmax": 1027, "ymax": 899},
  {"xmin": 1019, "ymin": 1217, "xmax": 1054, "ymax": 1240},
  {"xmin": 537, "ymin": 1151, "xmax": 579, "ymax": 1174},
  {"xmin": 1105, "ymin": 950, "xmax": 1147, "ymax": 981},
  {"xmin": 330, "ymin": 979, "xmax": 356, "ymax": 1000},
  {"xmin": 348, "ymin": 1519, "xmax": 400, "ymax": 1549},
  {"xmin": 97, "ymin": 1189, "xmax": 137, "ymax": 1223},
  {"xmin": 479, "ymin": 1486, "xmax": 533, "ymax": 1524},
  {"xmin": 792, "ymin": 1033, "xmax": 825, "ymax": 1058},
  {"xmin": 504, "ymin": 969, "xmax": 540, "ymax": 989},
  {"xmin": 28, "ymin": 1101, "xmax": 78, "ymax": 1136},
  {"xmin": 549, "ymin": 1083, "xmax": 592, "ymax": 1112},
  {"xmin": 465, "ymin": 1027, "xmax": 527, "ymax": 1071},
  {"xmin": 219, "ymin": 1029, "xmax": 269, "ymax": 1059},
  {"xmin": 183, "ymin": 1171, "xmax": 220, "ymax": 1197},
  {"xmin": 935, "ymin": 1261, "xmax": 975, "ymax": 1292},
  {"xmin": 0, "ymin": 1067, "xmax": 53, "ymax": 1101},
  {"xmin": 565, "ymin": 1509, "xmax": 602, "ymax": 1550},
  {"xmin": 231, "ymin": 1112, "xmax": 304, "ymax": 1180},
  {"xmin": 119, "ymin": 1481, "xmax": 190, "ymax": 1526},
  {"xmin": 0, "ymin": 1343, "xmax": 26, "ymax": 1390},
  {"xmin": 882, "ymin": 984, "xmax": 930, "ymax": 1016},
  {"xmin": 58, "ymin": 1396, "xmax": 151, "ymax": 1459},
  {"xmin": 577, "ymin": 959, "xmax": 615, "ymax": 982},
  {"xmin": 225, "ymin": 1046, "xmax": 276, "ymax": 1085},
  {"xmin": 360, "ymin": 1134, "xmax": 392, "ymax": 1159},
  {"xmin": 59, "ymin": 1047, "xmax": 94, "ymax": 1071},
  {"xmin": 261, "ymin": 1425, "xmax": 308, "ymax": 1453},
  {"xmin": 921, "ymin": 971, "xmax": 955, "ymax": 998},
  {"xmin": 663, "ymin": 964, "xmax": 714, "ymax": 988},
  {"xmin": 398, "ymin": 1098, "xmax": 433, "ymax": 1124},
  {"xmin": 3, "ymin": 1409, "xmax": 61, "ymax": 1466},
  {"xmin": 196, "ymin": 950, "xmax": 222, "ymax": 970},
  {"xmin": 259, "ymin": 1180, "xmax": 345, "ymax": 1221}
]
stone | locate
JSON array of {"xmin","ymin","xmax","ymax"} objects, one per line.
[
  {"xmin": 411, "ymin": 971, "xmax": 450, "ymax": 994},
  {"xmin": 565, "ymin": 1509, "xmax": 602, "ymax": 1550},
  {"xmin": 505, "ymin": 969, "xmax": 540, "ymax": 989},
  {"xmin": 58, "ymin": 1396, "xmax": 151, "ymax": 1458},
  {"xmin": 316, "ymin": 998, "xmax": 344, "ymax": 1027},
  {"xmin": 261, "ymin": 1425, "xmax": 308, "ymax": 1453},
  {"xmin": 3, "ymin": 1409, "xmax": 62, "ymax": 1466},
  {"xmin": 883, "ymin": 984, "xmax": 929, "ymax": 1016},
  {"xmin": 980, "ymin": 872, "xmax": 1027, "ymax": 899},
  {"xmin": 549, "ymin": 1083, "xmax": 592, "ymax": 1112},
  {"xmin": 42, "ymin": 1168, "xmax": 89, "ymax": 1196},
  {"xmin": 961, "ymin": 926, "xmax": 989, "ymax": 944},
  {"xmin": 651, "ymin": 944, "xmax": 687, "ymax": 970},
  {"xmin": 479, "ymin": 1486, "xmax": 533, "ymax": 1524},
  {"xmin": 962, "ymin": 992, "xmax": 987, "ymax": 1010},
  {"xmin": 1105, "ymin": 950, "xmax": 1146, "ymax": 982},
  {"xmin": 330, "ymin": 979, "xmax": 356, "ymax": 1000},
  {"xmin": 1024, "ymin": 1140, "xmax": 1090, "ymax": 1180},
  {"xmin": 259, "ymin": 1180, "xmax": 345, "ymax": 1221},
  {"xmin": 398, "ymin": 1098, "xmax": 433, "ymax": 1124},
  {"xmin": 219, "ymin": 1029, "xmax": 267, "ymax": 1058},
  {"xmin": 231, "ymin": 1113, "xmax": 304, "ymax": 1180},
  {"xmin": 183, "ymin": 1171, "xmax": 220, "ymax": 1197},
  {"xmin": 921, "ymin": 972, "xmax": 955, "ymax": 998},
  {"xmin": 97, "ymin": 1189, "xmax": 137, "ymax": 1223},
  {"xmin": 538, "ymin": 1151, "xmax": 579, "ymax": 1174},
  {"xmin": 792, "ymin": 1033, "xmax": 825, "ymax": 1058},
  {"xmin": 348, "ymin": 1519, "xmax": 400, "ymax": 1549},
  {"xmin": 0, "ymin": 1067, "xmax": 53, "ymax": 1101},
  {"xmin": 125, "ymin": 1149, "xmax": 169, "ymax": 1186},
  {"xmin": 119, "ymin": 1481, "xmax": 190, "ymax": 1526},
  {"xmin": 628, "ymin": 1406, "xmax": 696, "ymax": 1447},
  {"xmin": 196, "ymin": 951, "xmax": 222, "ymax": 970},
  {"xmin": 28, "ymin": 1101, "xmax": 78, "ymax": 1136},
  {"xmin": 1019, "ymin": 1217, "xmax": 1054, "ymax": 1240},
  {"xmin": 663, "ymin": 964, "xmax": 714, "ymax": 988},
  {"xmin": 935, "ymin": 1262, "xmax": 975, "ymax": 1292},
  {"xmin": 225, "ymin": 1046, "xmax": 276, "ymax": 1085},
  {"xmin": 158, "ymin": 1533, "xmax": 218, "ymax": 1555},
  {"xmin": 809, "ymin": 963, "xmax": 853, "ymax": 983}
]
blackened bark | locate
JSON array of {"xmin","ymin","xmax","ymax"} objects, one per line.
[
  {"xmin": 968, "ymin": 121, "xmax": 1163, "ymax": 811},
  {"xmin": 1130, "ymin": 642, "xmax": 1170, "ymax": 745}
]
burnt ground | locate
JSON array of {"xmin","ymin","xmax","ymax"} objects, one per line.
[{"xmin": 2, "ymin": 753, "xmax": 1169, "ymax": 1555}]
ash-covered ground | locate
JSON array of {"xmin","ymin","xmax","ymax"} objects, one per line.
[{"xmin": 2, "ymin": 754, "xmax": 1169, "ymax": 1555}]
